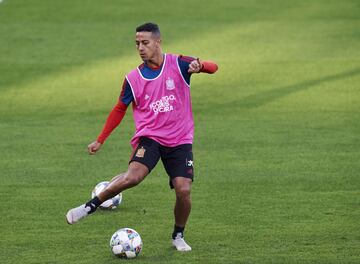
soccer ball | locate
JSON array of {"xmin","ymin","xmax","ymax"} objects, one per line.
[
  {"xmin": 91, "ymin": 181, "xmax": 122, "ymax": 209},
  {"xmin": 110, "ymin": 228, "xmax": 142, "ymax": 259}
]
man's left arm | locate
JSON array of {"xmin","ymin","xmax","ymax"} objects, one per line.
[
  {"xmin": 177, "ymin": 55, "xmax": 218, "ymax": 85},
  {"xmin": 188, "ymin": 58, "xmax": 218, "ymax": 74}
]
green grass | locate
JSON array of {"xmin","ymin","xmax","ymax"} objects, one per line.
[{"xmin": 1, "ymin": 0, "xmax": 360, "ymax": 263}]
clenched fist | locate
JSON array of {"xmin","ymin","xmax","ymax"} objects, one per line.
[
  {"xmin": 188, "ymin": 58, "xmax": 203, "ymax": 73},
  {"xmin": 88, "ymin": 141, "xmax": 102, "ymax": 155}
]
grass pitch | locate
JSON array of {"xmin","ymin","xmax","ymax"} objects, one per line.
[{"xmin": 0, "ymin": 0, "xmax": 359, "ymax": 263}]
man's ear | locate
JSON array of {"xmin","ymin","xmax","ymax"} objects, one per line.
[{"xmin": 156, "ymin": 39, "xmax": 162, "ymax": 47}]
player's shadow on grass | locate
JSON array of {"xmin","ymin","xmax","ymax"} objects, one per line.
[{"xmin": 237, "ymin": 67, "xmax": 360, "ymax": 109}]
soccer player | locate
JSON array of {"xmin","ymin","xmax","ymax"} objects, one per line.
[{"xmin": 66, "ymin": 22, "xmax": 218, "ymax": 252}]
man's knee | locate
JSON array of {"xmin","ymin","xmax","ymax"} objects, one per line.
[
  {"xmin": 123, "ymin": 173, "xmax": 142, "ymax": 187},
  {"xmin": 173, "ymin": 178, "xmax": 192, "ymax": 199},
  {"xmin": 125, "ymin": 162, "xmax": 149, "ymax": 187}
]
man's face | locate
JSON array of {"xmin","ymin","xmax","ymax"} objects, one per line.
[{"xmin": 135, "ymin": 31, "xmax": 160, "ymax": 62}]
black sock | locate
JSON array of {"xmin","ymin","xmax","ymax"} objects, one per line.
[
  {"xmin": 85, "ymin": 196, "xmax": 102, "ymax": 214},
  {"xmin": 172, "ymin": 225, "xmax": 185, "ymax": 239}
]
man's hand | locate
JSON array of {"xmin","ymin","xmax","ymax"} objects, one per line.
[
  {"xmin": 88, "ymin": 141, "xmax": 102, "ymax": 155},
  {"xmin": 188, "ymin": 58, "xmax": 203, "ymax": 73}
]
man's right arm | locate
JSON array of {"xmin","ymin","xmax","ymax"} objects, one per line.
[
  {"xmin": 88, "ymin": 78, "xmax": 134, "ymax": 154},
  {"xmin": 96, "ymin": 100, "xmax": 128, "ymax": 144}
]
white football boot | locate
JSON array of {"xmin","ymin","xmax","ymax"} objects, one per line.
[
  {"xmin": 66, "ymin": 204, "xmax": 91, "ymax": 224},
  {"xmin": 172, "ymin": 233, "xmax": 192, "ymax": 251}
]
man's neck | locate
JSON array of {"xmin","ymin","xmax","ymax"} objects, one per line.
[{"xmin": 146, "ymin": 53, "xmax": 164, "ymax": 69}]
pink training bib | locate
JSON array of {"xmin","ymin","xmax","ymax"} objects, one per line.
[{"xmin": 126, "ymin": 53, "xmax": 194, "ymax": 147}]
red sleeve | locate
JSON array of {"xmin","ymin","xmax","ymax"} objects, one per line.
[
  {"xmin": 200, "ymin": 60, "xmax": 218, "ymax": 74},
  {"xmin": 97, "ymin": 100, "xmax": 128, "ymax": 144}
]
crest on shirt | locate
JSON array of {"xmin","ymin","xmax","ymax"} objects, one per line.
[
  {"xmin": 166, "ymin": 77, "xmax": 175, "ymax": 90},
  {"xmin": 135, "ymin": 147, "xmax": 146, "ymax": 158}
]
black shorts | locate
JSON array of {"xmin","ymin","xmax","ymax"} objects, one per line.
[{"xmin": 129, "ymin": 137, "xmax": 194, "ymax": 188}]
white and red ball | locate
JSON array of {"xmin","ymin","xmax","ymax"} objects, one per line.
[{"xmin": 110, "ymin": 228, "xmax": 142, "ymax": 258}]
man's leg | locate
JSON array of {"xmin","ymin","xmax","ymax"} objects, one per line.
[
  {"xmin": 66, "ymin": 162, "xmax": 148, "ymax": 224},
  {"xmin": 172, "ymin": 177, "xmax": 192, "ymax": 228},
  {"xmin": 98, "ymin": 162, "xmax": 149, "ymax": 202},
  {"xmin": 171, "ymin": 177, "xmax": 192, "ymax": 251}
]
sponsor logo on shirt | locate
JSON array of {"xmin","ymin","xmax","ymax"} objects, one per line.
[{"xmin": 149, "ymin": 95, "xmax": 176, "ymax": 115}]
